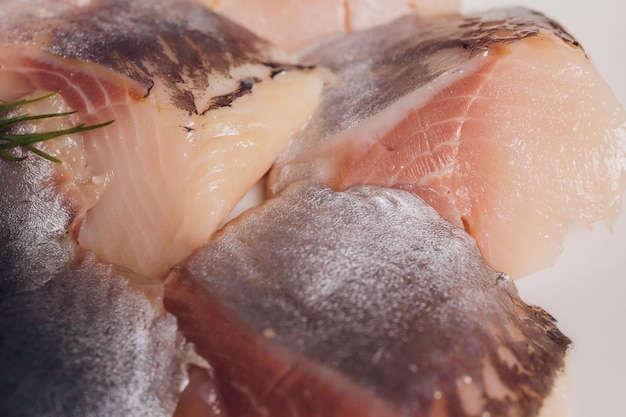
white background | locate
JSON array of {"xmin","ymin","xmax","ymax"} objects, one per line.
[{"xmin": 463, "ymin": 1, "xmax": 626, "ymax": 416}]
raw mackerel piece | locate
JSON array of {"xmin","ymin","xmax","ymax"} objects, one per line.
[
  {"xmin": 0, "ymin": 0, "xmax": 324, "ymax": 278},
  {"xmin": 166, "ymin": 181, "xmax": 571, "ymax": 417},
  {"xmin": 0, "ymin": 0, "xmax": 321, "ymax": 415},
  {"xmin": 268, "ymin": 8, "xmax": 626, "ymax": 277}
]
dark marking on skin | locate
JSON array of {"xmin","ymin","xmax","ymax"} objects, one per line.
[
  {"xmin": 271, "ymin": 68, "xmax": 288, "ymax": 78},
  {"xmin": 295, "ymin": 7, "xmax": 588, "ymax": 140},
  {"xmin": 175, "ymin": 89, "xmax": 199, "ymax": 116},
  {"xmin": 459, "ymin": 8, "xmax": 585, "ymax": 56},
  {"xmin": 201, "ymin": 77, "xmax": 262, "ymax": 114},
  {"xmin": 263, "ymin": 62, "xmax": 317, "ymax": 78},
  {"xmin": 496, "ymin": 272, "xmax": 511, "ymax": 284},
  {"xmin": 144, "ymin": 79, "xmax": 155, "ymax": 99},
  {"xmin": 0, "ymin": 0, "xmax": 299, "ymax": 113}
]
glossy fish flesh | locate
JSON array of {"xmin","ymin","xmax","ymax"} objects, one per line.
[
  {"xmin": 0, "ymin": 0, "xmax": 323, "ymax": 415},
  {"xmin": 268, "ymin": 8, "xmax": 626, "ymax": 278},
  {"xmin": 0, "ymin": 0, "xmax": 324, "ymax": 278},
  {"xmin": 166, "ymin": 181, "xmax": 571, "ymax": 417}
]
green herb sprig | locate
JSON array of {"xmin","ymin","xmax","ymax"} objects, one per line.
[{"xmin": 0, "ymin": 92, "xmax": 114, "ymax": 163}]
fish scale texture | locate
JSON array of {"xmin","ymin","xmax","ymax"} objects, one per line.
[{"xmin": 172, "ymin": 181, "xmax": 570, "ymax": 417}]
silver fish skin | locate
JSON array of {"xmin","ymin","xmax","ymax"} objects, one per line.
[
  {"xmin": 0, "ymin": 154, "xmax": 189, "ymax": 417},
  {"xmin": 0, "ymin": 154, "xmax": 74, "ymax": 295},
  {"xmin": 166, "ymin": 181, "xmax": 571, "ymax": 417}
]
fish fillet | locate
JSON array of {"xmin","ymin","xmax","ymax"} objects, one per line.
[
  {"xmin": 0, "ymin": 0, "xmax": 324, "ymax": 278},
  {"xmin": 0, "ymin": 0, "xmax": 323, "ymax": 415},
  {"xmin": 165, "ymin": 181, "xmax": 571, "ymax": 417},
  {"xmin": 268, "ymin": 8, "xmax": 626, "ymax": 277},
  {"xmin": 206, "ymin": 0, "xmax": 460, "ymax": 52}
]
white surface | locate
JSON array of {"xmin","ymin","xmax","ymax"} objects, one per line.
[{"xmin": 462, "ymin": 1, "xmax": 626, "ymax": 417}]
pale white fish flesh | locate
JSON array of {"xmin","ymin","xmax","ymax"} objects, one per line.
[
  {"xmin": 268, "ymin": 7, "xmax": 626, "ymax": 278},
  {"xmin": 0, "ymin": 0, "xmax": 325, "ymax": 279}
]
